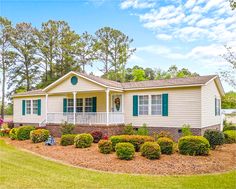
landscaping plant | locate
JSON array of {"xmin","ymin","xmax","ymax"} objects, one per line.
[
  {"xmin": 158, "ymin": 131, "xmax": 173, "ymax": 139},
  {"xmin": 110, "ymin": 135, "xmax": 154, "ymax": 151},
  {"xmin": 90, "ymin": 131, "xmax": 103, "ymax": 143},
  {"xmin": 181, "ymin": 124, "xmax": 193, "ymax": 136},
  {"xmin": 60, "ymin": 121, "xmax": 75, "ymax": 135},
  {"xmin": 98, "ymin": 140, "xmax": 113, "ymax": 154},
  {"xmin": 157, "ymin": 137, "xmax": 174, "ymax": 154},
  {"xmin": 74, "ymin": 133, "xmax": 93, "ymax": 148},
  {"xmin": 137, "ymin": 123, "xmax": 149, "ymax": 136},
  {"xmin": 9, "ymin": 128, "xmax": 18, "ymax": 140},
  {"xmin": 123, "ymin": 123, "xmax": 135, "ymax": 135},
  {"xmin": 223, "ymin": 130, "xmax": 236, "ymax": 143},
  {"xmin": 140, "ymin": 142, "xmax": 161, "ymax": 159},
  {"xmin": 0, "ymin": 123, "xmax": 10, "ymax": 137},
  {"xmin": 16, "ymin": 126, "xmax": 35, "ymax": 140},
  {"xmin": 30, "ymin": 129, "xmax": 50, "ymax": 143},
  {"xmin": 178, "ymin": 136, "xmax": 210, "ymax": 156},
  {"xmin": 60, "ymin": 134, "xmax": 76, "ymax": 146},
  {"xmin": 203, "ymin": 130, "xmax": 224, "ymax": 149},
  {"xmin": 115, "ymin": 142, "xmax": 135, "ymax": 160}
]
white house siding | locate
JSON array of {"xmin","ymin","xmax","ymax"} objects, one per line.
[
  {"xmin": 47, "ymin": 74, "xmax": 105, "ymax": 94},
  {"xmin": 13, "ymin": 96, "xmax": 45, "ymax": 124},
  {"xmin": 124, "ymin": 87, "xmax": 202, "ymax": 128},
  {"xmin": 201, "ymin": 80, "xmax": 221, "ymax": 127}
]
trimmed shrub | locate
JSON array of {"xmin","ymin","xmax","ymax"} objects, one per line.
[
  {"xmin": 181, "ymin": 124, "xmax": 192, "ymax": 136},
  {"xmin": 203, "ymin": 130, "xmax": 225, "ymax": 149},
  {"xmin": 90, "ymin": 131, "xmax": 103, "ymax": 143},
  {"xmin": 223, "ymin": 125, "xmax": 236, "ymax": 131},
  {"xmin": 157, "ymin": 137, "xmax": 174, "ymax": 154},
  {"xmin": 60, "ymin": 134, "xmax": 76, "ymax": 146},
  {"xmin": 30, "ymin": 129, "xmax": 50, "ymax": 143},
  {"xmin": 9, "ymin": 128, "xmax": 18, "ymax": 140},
  {"xmin": 98, "ymin": 140, "xmax": 113, "ymax": 154},
  {"xmin": 123, "ymin": 123, "xmax": 135, "ymax": 135},
  {"xmin": 158, "ymin": 131, "xmax": 173, "ymax": 140},
  {"xmin": 115, "ymin": 142, "xmax": 135, "ymax": 160},
  {"xmin": 74, "ymin": 133, "xmax": 93, "ymax": 148},
  {"xmin": 110, "ymin": 135, "xmax": 155, "ymax": 152},
  {"xmin": 140, "ymin": 142, "xmax": 161, "ymax": 159},
  {"xmin": 137, "ymin": 123, "xmax": 149, "ymax": 136},
  {"xmin": 224, "ymin": 130, "xmax": 236, "ymax": 144},
  {"xmin": 60, "ymin": 121, "xmax": 75, "ymax": 135},
  {"xmin": 16, "ymin": 126, "xmax": 35, "ymax": 140},
  {"xmin": 178, "ymin": 136, "xmax": 210, "ymax": 156}
]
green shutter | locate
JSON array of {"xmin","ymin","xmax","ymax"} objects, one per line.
[
  {"xmin": 162, "ymin": 93, "xmax": 168, "ymax": 116},
  {"xmin": 22, "ymin": 100, "xmax": 26, "ymax": 115},
  {"xmin": 37, "ymin": 99, "xmax": 41, "ymax": 115},
  {"xmin": 63, "ymin": 98, "xmax": 67, "ymax": 112},
  {"xmin": 92, "ymin": 97, "xmax": 97, "ymax": 112},
  {"xmin": 133, "ymin": 95, "xmax": 138, "ymax": 116}
]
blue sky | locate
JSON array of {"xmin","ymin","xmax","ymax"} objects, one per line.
[{"xmin": 0, "ymin": 0, "xmax": 235, "ymax": 92}]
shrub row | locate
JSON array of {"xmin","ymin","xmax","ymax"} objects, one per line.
[
  {"xmin": 60, "ymin": 134, "xmax": 76, "ymax": 146},
  {"xmin": 30, "ymin": 129, "xmax": 50, "ymax": 143},
  {"xmin": 16, "ymin": 126, "xmax": 35, "ymax": 140}
]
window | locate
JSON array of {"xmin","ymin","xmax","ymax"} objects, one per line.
[
  {"xmin": 26, "ymin": 100, "xmax": 31, "ymax": 114},
  {"xmin": 33, "ymin": 100, "xmax": 38, "ymax": 114},
  {"xmin": 67, "ymin": 99, "xmax": 74, "ymax": 112},
  {"xmin": 138, "ymin": 95, "xmax": 149, "ymax": 115},
  {"xmin": 151, "ymin": 95, "xmax": 162, "ymax": 115},
  {"xmin": 216, "ymin": 99, "xmax": 221, "ymax": 116},
  {"xmin": 85, "ymin": 98, "xmax": 93, "ymax": 112},
  {"xmin": 76, "ymin": 98, "xmax": 83, "ymax": 112}
]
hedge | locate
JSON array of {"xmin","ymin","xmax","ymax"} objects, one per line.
[
  {"xmin": 60, "ymin": 134, "xmax": 76, "ymax": 146},
  {"xmin": 98, "ymin": 140, "xmax": 113, "ymax": 154},
  {"xmin": 16, "ymin": 126, "xmax": 35, "ymax": 140},
  {"xmin": 157, "ymin": 137, "xmax": 174, "ymax": 154},
  {"xmin": 203, "ymin": 130, "xmax": 224, "ymax": 149},
  {"xmin": 9, "ymin": 128, "xmax": 18, "ymax": 140},
  {"xmin": 30, "ymin": 129, "xmax": 50, "ymax": 143},
  {"xmin": 140, "ymin": 142, "xmax": 161, "ymax": 159},
  {"xmin": 115, "ymin": 142, "xmax": 135, "ymax": 160},
  {"xmin": 224, "ymin": 130, "xmax": 236, "ymax": 144},
  {"xmin": 74, "ymin": 133, "xmax": 93, "ymax": 148}
]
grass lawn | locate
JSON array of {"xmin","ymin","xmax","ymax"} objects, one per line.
[{"xmin": 0, "ymin": 139, "xmax": 235, "ymax": 189}]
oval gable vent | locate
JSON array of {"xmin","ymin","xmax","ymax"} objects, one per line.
[{"xmin": 71, "ymin": 76, "xmax": 78, "ymax": 85}]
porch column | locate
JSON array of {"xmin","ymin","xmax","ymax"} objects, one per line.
[
  {"xmin": 45, "ymin": 94, "xmax": 48, "ymax": 123},
  {"xmin": 106, "ymin": 88, "xmax": 110, "ymax": 126},
  {"xmin": 73, "ymin": 92, "xmax": 77, "ymax": 125}
]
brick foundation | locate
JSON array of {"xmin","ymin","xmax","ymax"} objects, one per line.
[{"xmin": 45, "ymin": 124, "xmax": 125, "ymax": 137}]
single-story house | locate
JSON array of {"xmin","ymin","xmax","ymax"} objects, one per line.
[{"xmin": 12, "ymin": 71, "xmax": 224, "ymax": 139}]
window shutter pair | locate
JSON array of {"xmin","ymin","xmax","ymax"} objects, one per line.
[
  {"xmin": 22, "ymin": 99, "xmax": 41, "ymax": 116},
  {"xmin": 132, "ymin": 94, "xmax": 168, "ymax": 116},
  {"xmin": 63, "ymin": 97, "xmax": 97, "ymax": 112}
]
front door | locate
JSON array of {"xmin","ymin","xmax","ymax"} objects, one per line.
[{"xmin": 111, "ymin": 94, "xmax": 122, "ymax": 112}]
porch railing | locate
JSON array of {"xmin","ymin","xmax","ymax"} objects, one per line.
[{"xmin": 46, "ymin": 112, "xmax": 124, "ymax": 125}]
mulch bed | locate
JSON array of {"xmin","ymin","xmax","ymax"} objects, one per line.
[{"xmin": 2, "ymin": 137, "xmax": 236, "ymax": 175}]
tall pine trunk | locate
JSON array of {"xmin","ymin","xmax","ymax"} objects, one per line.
[{"xmin": 1, "ymin": 62, "xmax": 5, "ymax": 119}]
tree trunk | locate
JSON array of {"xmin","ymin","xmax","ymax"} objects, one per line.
[{"xmin": 1, "ymin": 63, "xmax": 5, "ymax": 119}]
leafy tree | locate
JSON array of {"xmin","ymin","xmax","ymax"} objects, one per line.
[
  {"xmin": 132, "ymin": 69, "xmax": 145, "ymax": 81},
  {"xmin": 9, "ymin": 22, "xmax": 40, "ymax": 92},
  {"xmin": 229, "ymin": 0, "xmax": 236, "ymax": 10},
  {"xmin": 144, "ymin": 67, "xmax": 155, "ymax": 80},
  {"xmin": 0, "ymin": 17, "xmax": 16, "ymax": 118},
  {"xmin": 222, "ymin": 91, "xmax": 236, "ymax": 109}
]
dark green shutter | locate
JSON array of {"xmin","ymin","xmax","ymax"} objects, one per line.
[
  {"xmin": 63, "ymin": 98, "xmax": 67, "ymax": 112},
  {"xmin": 162, "ymin": 94, "xmax": 168, "ymax": 116},
  {"xmin": 37, "ymin": 99, "xmax": 41, "ymax": 115},
  {"xmin": 92, "ymin": 97, "xmax": 97, "ymax": 112},
  {"xmin": 22, "ymin": 100, "xmax": 26, "ymax": 115},
  {"xmin": 133, "ymin": 95, "xmax": 138, "ymax": 116}
]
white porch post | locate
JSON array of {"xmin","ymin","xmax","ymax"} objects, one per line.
[
  {"xmin": 73, "ymin": 92, "xmax": 77, "ymax": 125},
  {"xmin": 45, "ymin": 94, "xmax": 48, "ymax": 123},
  {"xmin": 106, "ymin": 88, "xmax": 110, "ymax": 126}
]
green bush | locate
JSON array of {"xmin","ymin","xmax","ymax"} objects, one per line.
[
  {"xmin": 181, "ymin": 124, "xmax": 192, "ymax": 136},
  {"xmin": 74, "ymin": 133, "xmax": 93, "ymax": 148},
  {"xmin": 16, "ymin": 126, "xmax": 35, "ymax": 140},
  {"xmin": 203, "ymin": 130, "xmax": 225, "ymax": 149},
  {"xmin": 110, "ymin": 135, "xmax": 154, "ymax": 152},
  {"xmin": 9, "ymin": 128, "xmax": 18, "ymax": 140},
  {"xmin": 140, "ymin": 142, "xmax": 161, "ymax": 159},
  {"xmin": 178, "ymin": 136, "xmax": 210, "ymax": 156},
  {"xmin": 224, "ymin": 130, "xmax": 236, "ymax": 143},
  {"xmin": 98, "ymin": 140, "xmax": 113, "ymax": 154},
  {"xmin": 30, "ymin": 129, "xmax": 50, "ymax": 143},
  {"xmin": 60, "ymin": 121, "xmax": 75, "ymax": 135},
  {"xmin": 137, "ymin": 123, "xmax": 149, "ymax": 136},
  {"xmin": 123, "ymin": 123, "xmax": 135, "ymax": 135},
  {"xmin": 157, "ymin": 137, "xmax": 174, "ymax": 154},
  {"xmin": 223, "ymin": 125, "xmax": 236, "ymax": 131},
  {"xmin": 157, "ymin": 131, "xmax": 173, "ymax": 140},
  {"xmin": 115, "ymin": 142, "xmax": 135, "ymax": 160},
  {"xmin": 60, "ymin": 134, "xmax": 76, "ymax": 146}
]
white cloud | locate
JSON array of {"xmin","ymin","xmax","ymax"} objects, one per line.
[
  {"xmin": 120, "ymin": 0, "xmax": 155, "ymax": 9},
  {"xmin": 185, "ymin": 0, "xmax": 196, "ymax": 9},
  {"xmin": 156, "ymin": 34, "xmax": 173, "ymax": 40}
]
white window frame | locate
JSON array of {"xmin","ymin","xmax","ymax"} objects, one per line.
[
  {"xmin": 138, "ymin": 95, "xmax": 149, "ymax": 115},
  {"xmin": 76, "ymin": 98, "xmax": 83, "ymax": 113},
  {"xmin": 26, "ymin": 100, "xmax": 32, "ymax": 115},
  {"xmin": 216, "ymin": 98, "xmax": 221, "ymax": 116},
  {"xmin": 151, "ymin": 95, "xmax": 162, "ymax": 115},
  {"xmin": 85, "ymin": 97, "xmax": 93, "ymax": 112},
  {"xmin": 32, "ymin": 100, "xmax": 38, "ymax": 115},
  {"xmin": 67, "ymin": 99, "xmax": 74, "ymax": 112}
]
